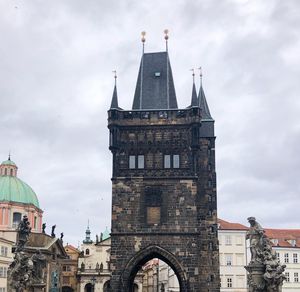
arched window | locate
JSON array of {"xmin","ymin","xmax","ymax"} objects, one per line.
[
  {"xmin": 34, "ymin": 216, "xmax": 37, "ymax": 229},
  {"xmin": 103, "ymin": 281, "xmax": 111, "ymax": 292},
  {"xmin": 10, "ymin": 169, "xmax": 13, "ymax": 176},
  {"xmin": 4, "ymin": 168, "xmax": 7, "ymax": 176},
  {"xmin": 85, "ymin": 249, "xmax": 90, "ymax": 255},
  {"xmin": 12, "ymin": 212, "xmax": 22, "ymax": 228}
]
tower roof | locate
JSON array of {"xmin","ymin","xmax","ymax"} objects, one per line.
[
  {"xmin": 110, "ymin": 84, "xmax": 119, "ymax": 109},
  {"xmin": 190, "ymin": 82, "xmax": 198, "ymax": 107},
  {"xmin": 198, "ymin": 85, "xmax": 213, "ymax": 120},
  {"xmin": 132, "ymin": 52, "xmax": 178, "ymax": 110}
]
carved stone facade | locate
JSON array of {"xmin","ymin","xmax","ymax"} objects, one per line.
[{"xmin": 108, "ymin": 104, "xmax": 219, "ymax": 291}]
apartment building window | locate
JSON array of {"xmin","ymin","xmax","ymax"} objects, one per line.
[
  {"xmin": 0, "ymin": 288, "xmax": 5, "ymax": 292},
  {"xmin": 227, "ymin": 277, "xmax": 233, "ymax": 288},
  {"xmin": 294, "ymin": 272, "xmax": 299, "ymax": 283},
  {"xmin": 293, "ymin": 253, "xmax": 298, "ymax": 264},
  {"xmin": 284, "ymin": 253, "xmax": 289, "ymax": 263},
  {"xmin": 0, "ymin": 247, "xmax": 7, "ymax": 257},
  {"xmin": 225, "ymin": 254, "xmax": 233, "ymax": 266},
  {"xmin": 63, "ymin": 265, "xmax": 71, "ymax": 272},
  {"xmin": 276, "ymin": 252, "xmax": 280, "ymax": 261},
  {"xmin": 137, "ymin": 155, "xmax": 144, "ymax": 169},
  {"xmin": 225, "ymin": 235, "xmax": 232, "ymax": 245},
  {"xmin": 285, "ymin": 272, "xmax": 290, "ymax": 282},
  {"xmin": 0, "ymin": 267, "xmax": 7, "ymax": 278},
  {"xmin": 173, "ymin": 155, "xmax": 180, "ymax": 168}
]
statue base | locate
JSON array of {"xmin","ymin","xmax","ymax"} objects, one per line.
[
  {"xmin": 31, "ymin": 283, "xmax": 46, "ymax": 292},
  {"xmin": 245, "ymin": 263, "xmax": 266, "ymax": 292}
]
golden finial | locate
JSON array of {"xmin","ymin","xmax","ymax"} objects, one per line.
[
  {"xmin": 198, "ymin": 67, "xmax": 203, "ymax": 85},
  {"xmin": 190, "ymin": 68, "xmax": 195, "ymax": 83},
  {"xmin": 164, "ymin": 29, "xmax": 169, "ymax": 40},
  {"xmin": 141, "ymin": 31, "xmax": 146, "ymax": 43},
  {"xmin": 112, "ymin": 70, "xmax": 117, "ymax": 85}
]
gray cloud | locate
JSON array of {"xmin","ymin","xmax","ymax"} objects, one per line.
[{"xmin": 0, "ymin": 0, "xmax": 299, "ymax": 244}]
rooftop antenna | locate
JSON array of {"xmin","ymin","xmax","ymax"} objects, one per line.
[
  {"xmin": 164, "ymin": 29, "xmax": 170, "ymax": 108},
  {"xmin": 140, "ymin": 31, "xmax": 146, "ymax": 110}
]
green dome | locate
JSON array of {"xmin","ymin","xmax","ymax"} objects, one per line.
[
  {"xmin": 0, "ymin": 176, "xmax": 40, "ymax": 208},
  {"xmin": 1, "ymin": 159, "xmax": 16, "ymax": 166}
]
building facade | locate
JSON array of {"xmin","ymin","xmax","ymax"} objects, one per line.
[
  {"xmin": 108, "ymin": 38, "xmax": 219, "ymax": 291},
  {"xmin": 265, "ymin": 229, "xmax": 300, "ymax": 292}
]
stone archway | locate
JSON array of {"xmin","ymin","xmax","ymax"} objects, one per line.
[{"xmin": 120, "ymin": 245, "xmax": 189, "ymax": 292}]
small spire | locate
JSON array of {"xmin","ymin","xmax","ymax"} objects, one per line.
[
  {"xmin": 190, "ymin": 68, "xmax": 198, "ymax": 107},
  {"xmin": 197, "ymin": 67, "xmax": 213, "ymax": 120},
  {"xmin": 8, "ymin": 151, "xmax": 11, "ymax": 161},
  {"xmin": 164, "ymin": 29, "xmax": 169, "ymax": 52},
  {"xmin": 110, "ymin": 70, "xmax": 119, "ymax": 109}
]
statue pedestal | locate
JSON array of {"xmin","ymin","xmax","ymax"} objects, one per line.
[
  {"xmin": 31, "ymin": 283, "xmax": 46, "ymax": 292},
  {"xmin": 245, "ymin": 263, "xmax": 266, "ymax": 292}
]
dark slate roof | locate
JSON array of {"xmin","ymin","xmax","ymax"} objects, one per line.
[
  {"xmin": 190, "ymin": 82, "xmax": 198, "ymax": 107},
  {"xmin": 132, "ymin": 52, "xmax": 178, "ymax": 110},
  {"xmin": 198, "ymin": 85, "xmax": 213, "ymax": 120},
  {"xmin": 110, "ymin": 85, "xmax": 119, "ymax": 109}
]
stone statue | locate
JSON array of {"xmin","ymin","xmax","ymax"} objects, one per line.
[
  {"xmin": 100, "ymin": 262, "xmax": 103, "ymax": 272},
  {"xmin": 51, "ymin": 225, "xmax": 56, "ymax": 237},
  {"xmin": 42, "ymin": 223, "xmax": 46, "ymax": 234},
  {"xmin": 31, "ymin": 250, "xmax": 47, "ymax": 284},
  {"xmin": 96, "ymin": 234, "xmax": 99, "ymax": 244},
  {"xmin": 96, "ymin": 262, "xmax": 100, "ymax": 271},
  {"xmin": 246, "ymin": 217, "xmax": 264, "ymax": 264},
  {"xmin": 245, "ymin": 217, "xmax": 286, "ymax": 292},
  {"xmin": 60, "ymin": 232, "xmax": 64, "ymax": 241},
  {"xmin": 100, "ymin": 232, "xmax": 103, "ymax": 242},
  {"xmin": 16, "ymin": 215, "xmax": 31, "ymax": 252},
  {"xmin": 80, "ymin": 262, "xmax": 85, "ymax": 272}
]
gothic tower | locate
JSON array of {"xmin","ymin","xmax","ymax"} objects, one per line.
[{"xmin": 108, "ymin": 37, "xmax": 219, "ymax": 292}]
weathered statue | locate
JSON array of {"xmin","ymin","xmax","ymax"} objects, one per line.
[
  {"xmin": 246, "ymin": 217, "xmax": 264, "ymax": 264},
  {"xmin": 80, "ymin": 262, "xmax": 85, "ymax": 272},
  {"xmin": 96, "ymin": 234, "xmax": 99, "ymax": 244},
  {"xmin": 60, "ymin": 232, "xmax": 64, "ymax": 241},
  {"xmin": 51, "ymin": 225, "xmax": 56, "ymax": 237},
  {"xmin": 31, "ymin": 250, "xmax": 47, "ymax": 284},
  {"xmin": 100, "ymin": 262, "xmax": 103, "ymax": 272},
  {"xmin": 100, "ymin": 232, "xmax": 103, "ymax": 242},
  {"xmin": 42, "ymin": 223, "xmax": 46, "ymax": 233},
  {"xmin": 16, "ymin": 215, "xmax": 31, "ymax": 252},
  {"xmin": 245, "ymin": 217, "xmax": 286, "ymax": 292}
]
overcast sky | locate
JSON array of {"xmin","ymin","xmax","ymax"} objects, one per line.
[{"xmin": 0, "ymin": 0, "xmax": 299, "ymax": 246}]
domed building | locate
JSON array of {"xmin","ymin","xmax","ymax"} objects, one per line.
[{"xmin": 0, "ymin": 156, "xmax": 43, "ymax": 232}]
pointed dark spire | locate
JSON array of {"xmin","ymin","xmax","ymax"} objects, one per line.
[
  {"xmin": 190, "ymin": 69, "xmax": 198, "ymax": 107},
  {"xmin": 110, "ymin": 70, "xmax": 119, "ymax": 109},
  {"xmin": 198, "ymin": 67, "xmax": 213, "ymax": 120}
]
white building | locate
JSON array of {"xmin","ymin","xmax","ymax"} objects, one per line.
[
  {"xmin": 218, "ymin": 219, "xmax": 248, "ymax": 292},
  {"xmin": 265, "ymin": 228, "xmax": 300, "ymax": 292}
]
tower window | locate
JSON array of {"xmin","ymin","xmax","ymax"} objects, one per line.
[
  {"xmin": 85, "ymin": 249, "xmax": 90, "ymax": 255},
  {"xmin": 164, "ymin": 154, "xmax": 180, "ymax": 169},
  {"xmin": 4, "ymin": 169, "xmax": 7, "ymax": 176},
  {"xmin": 12, "ymin": 213, "xmax": 22, "ymax": 228},
  {"xmin": 138, "ymin": 155, "xmax": 144, "ymax": 169},
  {"xmin": 164, "ymin": 155, "xmax": 171, "ymax": 168},
  {"xmin": 173, "ymin": 155, "xmax": 180, "ymax": 168},
  {"xmin": 10, "ymin": 169, "xmax": 13, "ymax": 176},
  {"xmin": 129, "ymin": 155, "xmax": 136, "ymax": 169}
]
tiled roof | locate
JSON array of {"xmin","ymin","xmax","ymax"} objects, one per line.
[
  {"xmin": 265, "ymin": 229, "xmax": 300, "ymax": 248},
  {"xmin": 218, "ymin": 219, "xmax": 248, "ymax": 230}
]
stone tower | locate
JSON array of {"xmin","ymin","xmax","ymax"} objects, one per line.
[{"xmin": 108, "ymin": 41, "xmax": 219, "ymax": 291}]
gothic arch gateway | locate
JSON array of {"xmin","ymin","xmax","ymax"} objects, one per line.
[{"xmin": 122, "ymin": 245, "xmax": 188, "ymax": 292}]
